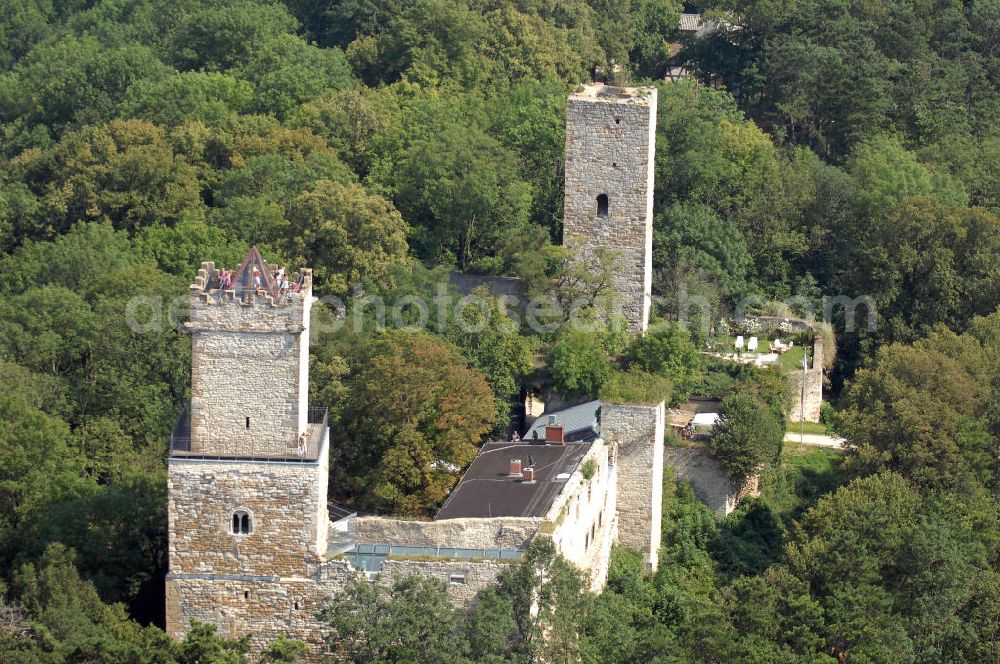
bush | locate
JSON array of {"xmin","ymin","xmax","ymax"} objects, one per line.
[
  {"xmin": 548, "ymin": 327, "xmax": 615, "ymax": 399},
  {"xmin": 626, "ymin": 322, "xmax": 701, "ymax": 401},
  {"xmin": 627, "ymin": 322, "xmax": 700, "ymax": 382},
  {"xmin": 710, "ymin": 392, "xmax": 784, "ymax": 482},
  {"xmin": 819, "ymin": 401, "xmax": 837, "ymax": 429},
  {"xmin": 688, "ymin": 368, "xmax": 736, "ymax": 398},
  {"xmin": 733, "ymin": 365, "xmax": 790, "ymax": 419},
  {"xmin": 599, "ymin": 368, "xmax": 672, "ymax": 405}
]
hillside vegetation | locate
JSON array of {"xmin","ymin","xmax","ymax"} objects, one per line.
[{"xmin": 0, "ymin": 1, "xmax": 997, "ymax": 661}]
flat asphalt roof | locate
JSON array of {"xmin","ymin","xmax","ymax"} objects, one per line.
[{"xmin": 436, "ymin": 441, "xmax": 592, "ymax": 520}]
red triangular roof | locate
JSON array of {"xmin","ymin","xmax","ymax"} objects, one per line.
[{"xmin": 230, "ymin": 246, "xmax": 278, "ymax": 295}]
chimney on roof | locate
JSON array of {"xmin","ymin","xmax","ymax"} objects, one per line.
[
  {"xmin": 509, "ymin": 459, "xmax": 523, "ymax": 478},
  {"xmin": 545, "ymin": 425, "xmax": 565, "ymax": 444},
  {"xmin": 522, "ymin": 466, "xmax": 535, "ymax": 482}
]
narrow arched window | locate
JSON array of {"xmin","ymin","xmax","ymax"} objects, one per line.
[
  {"xmin": 597, "ymin": 194, "xmax": 609, "ymax": 217},
  {"xmin": 232, "ymin": 510, "xmax": 252, "ymax": 535}
]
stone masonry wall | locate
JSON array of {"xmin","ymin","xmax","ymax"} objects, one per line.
[
  {"xmin": 563, "ymin": 84, "xmax": 657, "ymax": 333},
  {"xmin": 789, "ymin": 370, "xmax": 823, "ymax": 423},
  {"xmin": 189, "ymin": 332, "xmax": 303, "ymax": 455},
  {"xmin": 166, "ymin": 558, "xmax": 357, "ymax": 662},
  {"xmin": 186, "ymin": 264, "xmax": 313, "ymax": 457},
  {"xmin": 601, "ymin": 402, "xmax": 664, "ymax": 570},
  {"xmin": 357, "ymin": 516, "xmax": 540, "ymax": 550},
  {"xmin": 663, "ymin": 445, "xmax": 759, "ymax": 517},
  {"xmin": 167, "ymin": 454, "xmax": 328, "ymax": 580},
  {"xmin": 377, "ymin": 559, "xmax": 509, "ymax": 605},
  {"xmin": 789, "ymin": 334, "xmax": 823, "ymax": 424},
  {"xmin": 167, "ymin": 556, "xmax": 508, "ymax": 662}
]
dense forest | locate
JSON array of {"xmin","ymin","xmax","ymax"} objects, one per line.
[{"xmin": 0, "ymin": 0, "xmax": 997, "ymax": 661}]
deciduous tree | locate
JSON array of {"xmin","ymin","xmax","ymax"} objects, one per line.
[{"xmin": 334, "ymin": 331, "xmax": 496, "ymax": 515}]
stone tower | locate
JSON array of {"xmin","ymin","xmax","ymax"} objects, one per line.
[
  {"xmin": 166, "ymin": 251, "xmax": 331, "ymax": 651},
  {"xmin": 563, "ymin": 83, "xmax": 657, "ymax": 333}
]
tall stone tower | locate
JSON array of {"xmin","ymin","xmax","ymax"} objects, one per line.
[
  {"xmin": 166, "ymin": 250, "xmax": 331, "ymax": 651},
  {"xmin": 563, "ymin": 83, "xmax": 657, "ymax": 333}
]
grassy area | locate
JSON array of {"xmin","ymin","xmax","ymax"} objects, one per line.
[
  {"xmin": 777, "ymin": 345, "xmax": 806, "ymax": 371},
  {"xmin": 706, "ymin": 335, "xmax": 809, "ymax": 376},
  {"xmin": 784, "ymin": 420, "xmax": 829, "ymax": 435},
  {"xmin": 760, "ymin": 441, "xmax": 843, "ymax": 526},
  {"xmin": 779, "ymin": 440, "xmax": 842, "ymax": 463},
  {"xmin": 706, "ymin": 335, "xmax": 738, "ymax": 352}
]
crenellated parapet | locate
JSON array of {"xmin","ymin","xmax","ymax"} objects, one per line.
[{"xmin": 187, "ymin": 261, "xmax": 313, "ymax": 331}]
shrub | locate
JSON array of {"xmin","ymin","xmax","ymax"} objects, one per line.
[
  {"xmin": 548, "ymin": 327, "xmax": 614, "ymax": 398},
  {"xmin": 710, "ymin": 391, "xmax": 784, "ymax": 482},
  {"xmin": 599, "ymin": 368, "xmax": 672, "ymax": 405},
  {"xmin": 626, "ymin": 322, "xmax": 700, "ymax": 397}
]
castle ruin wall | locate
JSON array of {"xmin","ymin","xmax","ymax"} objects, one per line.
[{"xmin": 602, "ymin": 401, "xmax": 665, "ymax": 570}]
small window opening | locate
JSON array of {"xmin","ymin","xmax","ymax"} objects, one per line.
[
  {"xmin": 244, "ymin": 590, "xmax": 251, "ymax": 599},
  {"xmin": 232, "ymin": 510, "xmax": 251, "ymax": 535},
  {"xmin": 294, "ymin": 601, "xmax": 300, "ymax": 610},
  {"xmin": 612, "ymin": 162, "xmax": 618, "ymax": 168},
  {"xmin": 614, "ymin": 117, "xmax": 621, "ymax": 125},
  {"xmin": 245, "ymin": 417, "xmax": 250, "ymax": 429},
  {"xmin": 597, "ymin": 194, "xmax": 609, "ymax": 217},
  {"xmin": 449, "ymin": 574, "xmax": 466, "ymax": 585}
]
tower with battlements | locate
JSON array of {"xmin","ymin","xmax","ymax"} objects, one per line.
[
  {"xmin": 166, "ymin": 250, "xmax": 333, "ymax": 651},
  {"xmin": 563, "ymin": 83, "xmax": 657, "ymax": 333}
]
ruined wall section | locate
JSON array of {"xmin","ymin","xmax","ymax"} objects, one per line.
[
  {"xmin": 167, "ymin": 555, "xmax": 510, "ymax": 662},
  {"xmin": 789, "ymin": 333, "xmax": 824, "ymax": 424},
  {"xmin": 377, "ymin": 559, "xmax": 509, "ymax": 605},
  {"xmin": 602, "ymin": 402, "xmax": 664, "ymax": 570},
  {"xmin": 663, "ymin": 445, "xmax": 760, "ymax": 517},
  {"xmin": 563, "ymin": 84, "xmax": 657, "ymax": 333},
  {"xmin": 357, "ymin": 516, "xmax": 540, "ymax": 550}
]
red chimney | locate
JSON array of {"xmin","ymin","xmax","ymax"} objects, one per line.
[
  {"xmin": 545, "ymin": 425, "xmax": 565, "ymax": 444},
  {"xmin": 509, "ymin": 459, "xmax": 522, "ymax": 477},
  {"xmin": 522, "ymin": 466, "xmax": 535, "ymax": 482}
]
